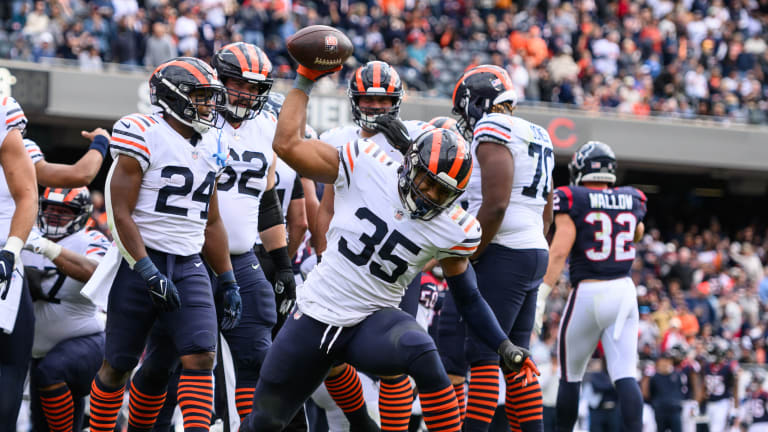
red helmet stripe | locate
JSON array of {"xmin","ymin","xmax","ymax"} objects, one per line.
[
  {"xmin": 224, "ymin": 44, "xmax": 250, "ymax": 74},
  {"xmin": 447, "ymin": 137, "xmax": 467, "ymax": 178},
  {"xmin": 372, "ymin": 62, "xmax": 381, "ymax": 89},
  {"xmin": 355, "ymin": 67, "xmax": 365, "ymax": 92},
  {"xmin": 164, "ymin": 60, "xmax": 209, "ymax": 85},
  {"xmin": 428, "ymin": 131, "xmax": 443, "ymax": 174}
]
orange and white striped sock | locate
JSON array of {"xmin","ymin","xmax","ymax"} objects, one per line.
[
  {"xmin": 39, "ymin": 385, "xmax": 75, "ymax": 432},
  {"xmin": 505, "ymin": 372, "xmax": 543, "ymax": 432},
  {"xmin": 127, "ymin": 379, "xmax": 167, "ymax": 431},
  {"xmin": 177, "ymin": 370, "xmax": 213, "ymax": 431},
  {"xmin": 465, "ymin": 363, "xmax": 500, "ymax": 429},
  {"xmin": 420, "ymin": 385, "xmax": 461, "ymax": 432},
  {"xmin": 88, "ymin": 376, "xmax": 125, "ymax": 432},
  {"xmin": 379, "ymin": 375, "xmax": 414, "ymax": 431}
]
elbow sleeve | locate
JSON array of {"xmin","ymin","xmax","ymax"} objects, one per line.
[{"xmin": 258, "ymin": 187, "xmax": 285, "ymax": 232}]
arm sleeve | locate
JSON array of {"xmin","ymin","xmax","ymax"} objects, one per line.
[
  {"xmin": 290, "ymin": 174, "xmax": 304, "ymax": 200},
  {"xmin": 258, "ymin": 187, "xmax": 285, "ymax": 232},
  {"xmin": 445, "ymin": 264, "xmax": 506, "ymax": 351}
]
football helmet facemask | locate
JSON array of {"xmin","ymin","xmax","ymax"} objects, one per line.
[
  {"xmin": 38, "ymin": 187, "xmax": 93, "ymax": 240},
  {"xmin": 398, "ymin": 128, "xmax": 472, "ymax": 221},
  {"xmin": 150, "ymin": 57, "xmax": 225, "ymax": 134},
  {"xmin": 348, "ymin": 61, "xmax": 404, "ymax": 132},
  {"xmin": 212, "ymin": 43, "xmax": 274, "ymax": 123},
  {"xmin": 452, "ymin": 65, "xmax": 517, "ymax": 141}
]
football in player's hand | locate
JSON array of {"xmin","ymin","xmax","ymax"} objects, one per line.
[{"xmin": 287, "ymin": 25, "xmax": 353, "ymax": 71}]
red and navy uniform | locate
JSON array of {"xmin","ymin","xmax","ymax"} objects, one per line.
[
  {"xmin": 746, "ymin": 390, "xmax": 768, "ymax": 425},
  {"xmin": 704, "ymin": 361, "xmax": 737, "ymax": 402},
  {"xmin": 553, "ymin": 185, "xmax": 647, "ymax": 286}
]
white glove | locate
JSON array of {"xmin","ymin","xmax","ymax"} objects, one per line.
[
  {"xmin": 24, "ymin": 231, "xmax": 62, "ymax": 261},
  {"xmin": 533, "ymin": 282, "xmax": 552, "ymax": 336}
]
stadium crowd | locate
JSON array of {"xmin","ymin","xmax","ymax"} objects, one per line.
[{"xmin": 3, "ymin": 0, "xmax": 768, "ymax": 124}]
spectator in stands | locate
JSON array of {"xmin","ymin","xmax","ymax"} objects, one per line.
[{"xmin": 143, "ymin": 22, "xmax": 176, "ymax": 68}]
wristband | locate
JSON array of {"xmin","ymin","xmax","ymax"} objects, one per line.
[
  {"xmin": 134, "ymin": 256, "xmax": 158, "ymax": 280},
  {"xmin": 89, "ymin": 135, "xmax": 109, "ymax": 158},
  {"xmin": 293, "ymin": 75, "xmax": 315, "ymax": 96},
  {"xmin": 218, "ymin": 270, "xmax": 236, "ymax": 285},
  {"xmin": 42, "ymin": 239, "xmax": 62, "ymax": 261},
  {"xmin": 4, "ymin": 236, "xmax": 24, "ymax": 258}
]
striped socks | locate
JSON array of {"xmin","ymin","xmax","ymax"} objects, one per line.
[
  {"xmin": 453, "ymin": 381, "xmax": 467, "ymax": 424},
  {"xmin": 127, "ymin": 378, "xmax": 167, "ymax": 431},
  {"xmin": 464, "ymin": 363, "xmax": 500, "ymax": 430},
  {"xmin": 420, "ymin": 385, "xmax": 461, "ymax": 432},
  {"xmin": 379, "ymin": 375, "xmax": 414, "ymax": 431},
  {"xmin": 177, "ymin": 369, "xmax": 214, "ymax": 431},
  {"xmin": 88, "ymin": 375, "xmax": 125, "ymax": 432},
  {"xmin": 324, "ymin": 364, "xmax": 378, "ymax": 431},
  {"xmin": 505, "ymin": 372, "xmax": 543, "ymax": 432},
  {"xmin": 235, "ymin": 387, "xmax": 255, "ymax": 421},
  {"xmin": 39, "ymin": 384, "xmax": 75, "ymax": 432}
]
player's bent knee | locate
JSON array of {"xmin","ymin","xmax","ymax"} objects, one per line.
[
  {"xmin": 397, "ymin": 328, "xmax": 437, "ymax": 364},
  {"xmin": 407, "ymin": 350, "xmax": 450, "ymax": 392},
  {"xmin": 448, "ymin": 374, "xmax": 466, "ymax": 386},
  {"xmin": 98, "ymin": 360, "xmax": 131, "ymax": 387},
  {"xmin": 327, "ymin": 363, "xmax": 348, "ymax": 378},
  {"xmin": 233, "ymin": 355, "xmax": 263, "ymax": 383},
  {"xmin": 180, "ymin": 352, "xmax": 215, "ymax": 370}
]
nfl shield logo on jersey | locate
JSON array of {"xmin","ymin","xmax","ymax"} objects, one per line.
[
  {"xmin": 293, "ymin": 309, "xmax": 303, "ymax": 320},
  {"xmin": 394, "ymin": 209, "xmax": 404, "ymax": 220}
]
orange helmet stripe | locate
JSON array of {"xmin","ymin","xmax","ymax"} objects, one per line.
[
  {"xmin": 428, "ymin": 131, "xmax": 443, "ymax": 174},
  {"xmin": 372, "ymin": 62, "xmax": 381, "ymax": 89},
  {"xmin": 452, "ymin": 65, "xmax": 511, "ymax": 105},
  {"xmin": 163, "ymin": 60, "xmax": 209, "ymax": 85},
  {"xmin": 224, "ymin": 43, "xmax": 250, "ymax": 74},
  {"xmin": 355, "ymin": 67, "xmax": 365, "ymax": 92},
  {"xmin": 457, "ymin": 163, "xmax": 473, "ymax": 189},
  {"xmin": 243, "ymin": 44, "xmax": 262, "ymax": 74},
  {"xmin": 64, "ymin": 188, "xmax": 81, "ymax": 202},
  {"xmin": 447, "ymin": 138, "xmax": 467, "ymax": 178},
  {"xmin": 386, "ymin": 68, "xmax": 398, "ymax": 93}
]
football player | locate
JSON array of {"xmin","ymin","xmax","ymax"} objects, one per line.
[
  {"xmin": 86, "ymin": 57, "xmax": 240, "ymax": 432},
  {"xmin": 453, "ymin": 65, "xmax": 554, "ymax": 432},
  {"xmin": 24, "ymin": 187, "xmax": 110, "ymax": 432},
  {"xmin": 0, "ymin": 95, "xmax": 38, "ymax": 432},
  {"xmin": 537, "ymin": 141, "xmax": 647, "ymax": 432},
  {"xmin": 315, "ymin": 60, "xmax": 434, "ymax": 431},
  {"xmin": 238, "ymin": 60, "xmax": 538, "ymax": 432},
  {"xmin": 702, "ymin": 340, "xmax": 740, "ymax": 432},
  {"xmin": 743, "ymin": 370, "xmax": 768, "ymax": 431}
]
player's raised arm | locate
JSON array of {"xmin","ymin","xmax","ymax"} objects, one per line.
[{"xmin": 272, "ymin": 88, "xmax": 339, "ymax": 184}]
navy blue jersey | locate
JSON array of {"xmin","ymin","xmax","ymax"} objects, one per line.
[
  {"xmin": 679, "ymin": 361, "xmax": 699, "ymax": 400},
  {"xmin": 746, "ymin": 391, "xmax": 768, "ymax": 424},
  {"xmin": 704, "ymin": 361, "xmax": 738, "ymax": 401},
  {"xmin": 649, "ymin": 371, "xmax": 684, "ymax": 411},
  {"xmin": 553, "ymin": 185, "xmax": 647, "ymax": 286}
]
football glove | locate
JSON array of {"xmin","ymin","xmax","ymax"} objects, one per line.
[
  {"xmin": 0, "ymin": 249, "xmax": 14, "ymax": 288},
  {"xmin": 135, "ymin": 256, "xmax": 181, "ymax": 312},
  {"xmin": 216, "ymin": 270, "xmax": 242, "ymax": 330},
  {"xmin": 297, "ymin": 64, "xmax": 343, "ymax": 82},
  {"xmin": 270, "ymin": 246, "xmax": 297, "ymax": 317},
  {"xmin": 498, "ymin": 339, "xmax": 539, "ymax": 386},
  {"xmin": 374, "ymin": 113, "xmax": 411, "ymax": 155},
  {"xmin": 533, "ymin": 282, "xmax": 552, "ymax": 336}
]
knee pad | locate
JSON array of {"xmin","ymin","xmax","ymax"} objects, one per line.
[
  {"xmin": 407, "ymin": 350, "xmax": 450, "ymax": 393},
  {"xmin": 396, "ymin": 328, "xmax": 437, "ymax": 365}
]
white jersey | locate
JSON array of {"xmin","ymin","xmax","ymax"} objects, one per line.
[
  {"xmin": 319, "ymin": 120, "xmax": 433, "ymax": 163},
  {"xmin": 109, "ymin": 114, "xmax": 228, "ymax": 256},
  {"xmin": 466, "ymin": 113, "xmax": 554, "ymax": 250},
  {"xmin": 25, "ymin": 229, "xmax": 110, "ymax": 358},
  {"xmin": 216, "ymin": 112, "xmax": 277, "ymax": 254},
  {"xmin": 297, "ymin": 139, "xmax": 481, "ymax": 327},
  {"xmin": 253, "ymin": 125, "xmax": 315, "ymax": 246},
  {"xmin": 0, "ymin": 98, "xmax": 32, "ymax": 243}
]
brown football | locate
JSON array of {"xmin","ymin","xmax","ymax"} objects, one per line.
[{"xmin": 286, "ymin": 25, "xmax": 353, "ymax": 71}]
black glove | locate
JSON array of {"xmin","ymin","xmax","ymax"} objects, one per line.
[
  {"xmin": 0, "ymin": 249, "xmax": 15, "ymax": 299},
  {"xmin": 135, "ymin": 257, "xmax": 181, "ymax": 312},
  {"xmin": 374, "ymin": 113, "xmax": 411, "ymax": 155},
  {"xmin": 269, "ymin": 246, "xmax": 296, "ymax": 317},
  {"xmin": 498, "ymin": 339, "xmax": 540, "ymax": 385},
  {"xmin": 216, "ymin": 270, "xmax": 242, "ymax": 330}
]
